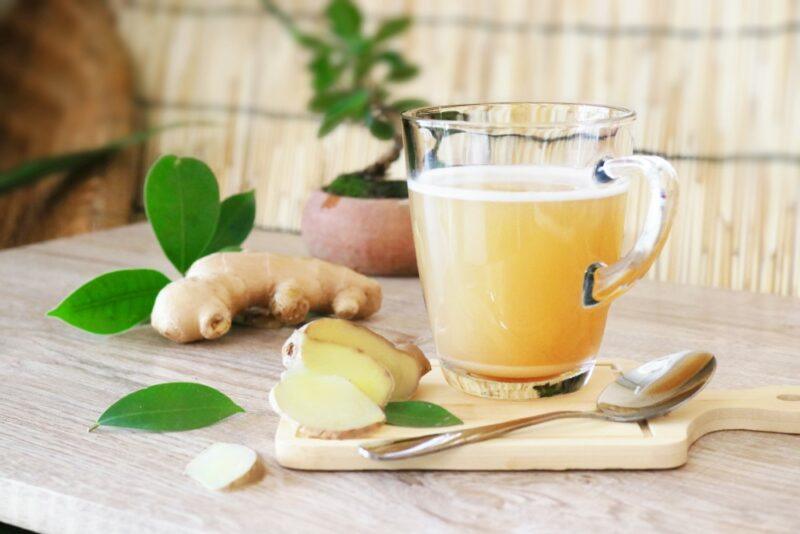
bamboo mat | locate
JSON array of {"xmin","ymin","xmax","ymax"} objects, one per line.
[{"xmin": 111, "ymin": 0, "xmax": 800, "ymax": 297}]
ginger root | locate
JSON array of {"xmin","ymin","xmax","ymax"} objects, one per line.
[
  {"xmin": 283, "ymin": 318, "xmax": 430, "ymax": 401},
  {"xmin": 269, "ymin": 370, "xmax": 386, "ymax": 439},
  {"xmin": 151, "ymin": 252, "xmax": 382, "ymax": 343}
]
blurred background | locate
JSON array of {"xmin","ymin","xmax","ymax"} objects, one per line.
[{"xmin": 1, "ymin": 0, "xmax": 798, "ymax": 296}]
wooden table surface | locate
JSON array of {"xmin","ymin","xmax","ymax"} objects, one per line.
[{"xmin": 1, "ymin": 224, "xmax": 798, "ymax": 533}]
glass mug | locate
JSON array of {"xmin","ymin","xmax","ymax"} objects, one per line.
[{"xmin": 401, "ymin": 102, "xmax": 678, "ymax": 400}]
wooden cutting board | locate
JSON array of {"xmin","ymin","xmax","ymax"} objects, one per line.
[{"xmin": 274, "ymin": 358, "xmax": 800, "ymax": 470}]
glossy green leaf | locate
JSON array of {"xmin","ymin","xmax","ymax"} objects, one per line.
[
  {"xmin": 93, "ymin": 382, "xmax": 244, "ymax": 432},
  {"xmin": 353, "ymin": 47, "xmax": 377, "ymax": 81},
  {"xmin": 374, "ymin": 16, "xmax": 411, "ymax": 42},
  {"xmin": 318, "ymin": 89, "xmax": 369, "ymax": 137},
  {"xmin": 324, "ymin": 173, "xmax": 407, "ymax": 198},
  {"xmin": 309, "ymin": 53, "xmax": 343, "ymax": 92},
  {"xmin": 388, "ymin": 64, "xmax": 418, "ymax": 81},
  {"xmin": 377, "ymin": 51, "xmax": 419, "ymax": 82},
  {"xmin": 391, "ymin": 98, "xmax": 429, "ymax": 113},
  {"xmin": 385, "ymin": 401, "xmax": 463, "ymax": 428},
  {"xmin": 309, "ymin": 90, "xmax": 353, "ymax": 113},
  {"xmin": 347, "ymin": 35, "xmax": 373, "ymax": 57},
  {"xmin": 297, "ymin": 34, "xmax": 331, "ymax": 52},
  {"xmin": 48, "ymin": 269, "xmax": 171, "ymax": 335},
  {"xmin": 144, "ymin": 155, "xmax": 221, "ymax": 274},
  {"xmin": 201, "ymin": 190, "xmax": 256, "ymax": 255},
  {"xmin": 326, "ymin": 0, "xmax": 362, "ymax": 39},
  {"xmin": 368, "ymin": 118, "xmax": 395, "ymax": 140},
  {"xmin": 0, "ymin": 124, "xmax": 187, "ymax": 194}
]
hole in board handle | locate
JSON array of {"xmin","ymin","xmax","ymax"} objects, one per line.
[{"xmin": 777, "ymin": 394, "xmax": 800, "ymax": 401}]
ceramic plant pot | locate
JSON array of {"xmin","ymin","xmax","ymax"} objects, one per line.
[{"xmin": 301, "ymin": 189, "xmax": 418, "ymax": 276}]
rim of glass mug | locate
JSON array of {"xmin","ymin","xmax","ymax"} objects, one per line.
[{"xmin": 401, "ymin": 101, "xmax": 637, "ymax": 130}]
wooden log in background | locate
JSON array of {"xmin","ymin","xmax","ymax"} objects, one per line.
[
  {"xmin": 0, "ymin": 0, "xmax": 138, "ymax": 248},
  {"xmin": 2, "ymin": 0, "xmax": 798, "ymax": 298}
]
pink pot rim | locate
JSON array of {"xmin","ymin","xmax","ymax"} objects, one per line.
[{"xmin": 312, "ymin": 189, "xmax": 410, "ymax": 205}]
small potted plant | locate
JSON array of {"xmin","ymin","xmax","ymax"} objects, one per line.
[{"xmin": 264, "ymin": 0, "xmax": 427, "ymax": 276}]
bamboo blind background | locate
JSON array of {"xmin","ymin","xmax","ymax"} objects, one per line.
[{"xmin": 111, "ymin": 0, "xmax": 800, "ymax": 297}]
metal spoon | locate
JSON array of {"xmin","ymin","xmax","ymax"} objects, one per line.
[{"xmin": 359, "ymin": 350, "xmax": 716, "ymax": 461}]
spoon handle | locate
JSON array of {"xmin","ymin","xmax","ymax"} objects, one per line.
[{"xmin": 359, "ymin": 410, "xmax": 604, "ymax": 461}]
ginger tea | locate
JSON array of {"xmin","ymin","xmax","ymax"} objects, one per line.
[{"xmin": 409, "ymin": 165, "xmax": 628, "ymax": 380}]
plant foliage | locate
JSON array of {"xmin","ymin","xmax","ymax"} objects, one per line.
[
  {"xmin": 262, "ymin": 0, "xmax": 428, "ymax": 196},
  {"xmin": 48, "ymin": 155, "xmax": 256, "ymax": 335}
]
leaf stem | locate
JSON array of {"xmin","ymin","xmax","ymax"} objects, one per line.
[
  {"xmin": 260, "ymin": 0, "xmax": 295, "ymax": 33},
  {"xmin": 0, "ymin": 122, "xmax": 199, "ymax": 194},
  {"xmin": 260, "ymin": 0, "xmax": 326, "ymax": 50},
  {"xmin": 88, "ymin": 423, "xmax": 100, "ymax": 432}
]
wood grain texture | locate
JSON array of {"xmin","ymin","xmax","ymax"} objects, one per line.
[
  {"xmin": 0, "ymin": 0, "xmax": 139, "ymax": 249},
  {"xmin": 111, "ymin": 0, "xmax": 800, "ymax": 296},
  {"xmin": 0, "ymin": 224, "xmax": 798, "ymax": 533},
  {"xmin": 275, "ymin": 360, "xmax": 800, "ymax": 471}
]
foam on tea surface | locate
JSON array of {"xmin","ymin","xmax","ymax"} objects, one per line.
[{"xmin": 409, "ymin": 165, "xmax": 629, "ymax": 202}]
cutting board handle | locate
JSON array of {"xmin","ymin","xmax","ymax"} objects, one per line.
[{"xmin": 685, "ymin": 386, "xmax": 800, "ymax": 442}]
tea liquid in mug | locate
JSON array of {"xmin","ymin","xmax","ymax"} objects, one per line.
[{"xmin": 409, "ymin": 165, "xmax": 628, "ymax": 380}]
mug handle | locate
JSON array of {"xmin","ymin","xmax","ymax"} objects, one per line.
[{"xmin": 583, "ymin": 156, "xmax": 679, "ymax": 307}]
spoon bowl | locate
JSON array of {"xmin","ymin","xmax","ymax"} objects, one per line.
[
  {"xmin": 597, "ymin": 350, "xmax": 717, "ymax": 421},
  {"xmin": 359, "ymin": 350, "xmax": 717, "ymax": 461}
]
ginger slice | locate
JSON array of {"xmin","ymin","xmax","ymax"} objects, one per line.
[
  {"xmin": 284, "ymin": 333, "xmax": 395, "ymax": 406},
  {"xmin": 185, "ymin": 443, "xmax": 261, "ymax": 491},
  {"xmin": 269, "ymin": 371, "xmax": 385, "ymax": 439},
  {"xmin": 284, "ymin": 318, "xmax": 431, "ymax": 401}
]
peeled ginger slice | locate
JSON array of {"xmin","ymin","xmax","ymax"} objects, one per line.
[
  {"xmin": 285, "ymin": 334, "xmax": 395, "ymax": 406},
  {"xmin": 185, "ymin": 442, "xmax": 260, "ymax": 491},
  {"xmin": 285, "ymin": 318, "xmax": 431, "ymax": 401},
  {"xmin": 270, "ymin": 371, "xmax": 385, "ymax": 439}
]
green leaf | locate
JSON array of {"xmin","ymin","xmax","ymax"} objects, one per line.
[
  {"xmin": 385, "ymin": 401, "xmax": 463, "ymax": 428},
  {"xmin": 309, "ymin": 90, "xmax": 353, "ymax": 113},
  {"xmin": 368, "ymin": 118, "xmax": 395, "ymax": 140},
  {"xmin": 297, "ymin": 34, "xmax": 331, "ymax": 53},
  {"xmin": 144, "ymin": 155, "xmax": 221, "ymax": 275},
  {"xmin": 48, "ymin": 269, "xmax": 171, "ymax": 335},
  {"xmin": 324, "ymin": 173, "xmax": 371, "ymax": 197},
  {"xmin": 309, "ymin": 53, "xmax": 343, "ymax": 92},
  {"xmin": 201, "ymin": 190, "xmax": 256, "ymax": 255},
  {"xmin": 377, "ymin": 51, "xmax": 419, "ymax": 82},
  {"xmin": 372, "ymin": 181, "xmax": 409, "ymax": 198},
  {"xmin": 388, "ymin": 64, "xmax": 418, "ymax": 81},
  {"xmin": 323, "ymin": 173, "xmax": 408, "ymax": 198},
  {"xmin": 326, "ymin": 0, "xmax": 362, "ymax": 39},
  {"xmin": 93, "ymin": 382, "xmax": 244, "ymax": 432},
  {"xmin": 318, "ymin": 89, "xmax": 369, "ymax": 137},
  {"xmin": 217, "ymin": 245, "xmax": 243, "ymax": 253},
  {"xmin": 353, "ymin": 45, "xmax": 377, "ymax": 81},
  {"xmin": 0, "ymin": 123, "xmax": 188, "ymax": 194},
  {"xmin": 374, "ymin": 16, "xmax": 411, "ymax": 42},
  {"xmin": 391, "ymin": 98, "xmax": 429, "ymax": 112}
]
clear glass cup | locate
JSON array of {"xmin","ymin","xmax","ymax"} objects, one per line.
[{"xmin": 402, "ymin": 102, "xmax": 678, "ymax": 400}]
